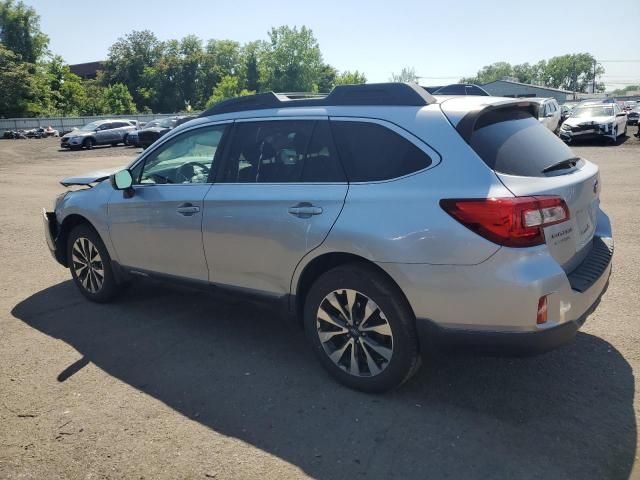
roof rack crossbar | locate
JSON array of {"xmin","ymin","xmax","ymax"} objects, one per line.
[{"xmin": 199, "ymin": 82, "xmax": 435, "ymax": 117}]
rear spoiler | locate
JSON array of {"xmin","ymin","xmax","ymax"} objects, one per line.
[{"xmin": 455, "ymin": 100, "xmax": 540, "ymax": 143}]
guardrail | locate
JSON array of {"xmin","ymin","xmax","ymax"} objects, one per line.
[{"xmin": 0, "ymin": 113, "xmax": 198, "ymax": 132}]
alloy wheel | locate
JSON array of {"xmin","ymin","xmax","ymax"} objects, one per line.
[
  {"xmin": 316, "ymin": 289, "xmax": 394, "ymax": 377},
  {"xmin": 71, "ymin": 237, "xmax": 104, "ymax": 293}
]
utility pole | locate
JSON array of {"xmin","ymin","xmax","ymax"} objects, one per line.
[
  {"xmin": 592, "ymin": 59, "xmax": 597, "ymax": 94},
  {"xmin": 572, "ymin": 59, "xmax": 577, "ymax": 100}
]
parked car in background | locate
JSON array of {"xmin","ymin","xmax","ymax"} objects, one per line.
[
  {"xmin": 43, "ymin": 83, "xmax": 613, "ymax": 392},
  {"xmin": 60, "ymin": 120, "xmax": 136, "ymax": 150},
  {"xmin": 530, "ymin": 98, "xmax": 561, "ymax": 132},
  {"xmin": 560, "ymin": 104, "xmax": 573, "ymax": 123},
  {"xmin": 623, "ymin": 101, "xmax": 637, "ymax": 111},
  {"xmin": 125, "ymin": 119, "xmax": 162, "ymax": 147},
  {"xmin": 137, "ymin": 116, "xmax": 193, "ymax": 149},
  {"xmin": 425, "ymin": 84, "xmax": 490, "ymax": 96},
  {"xmin": 627, "ymin": 106, "xmax": 639, "ymax": 125},
  {"xmin": 559, "ymin": 103, "xmax": 627, "ymax": 143}
]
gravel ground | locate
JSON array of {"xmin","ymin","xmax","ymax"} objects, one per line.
[{"xmin": 0, "ymin": 135, "xmax": 639, "ymax": 479}]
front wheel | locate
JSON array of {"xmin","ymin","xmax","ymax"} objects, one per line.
[
  {"xmin": 304, "ymin": 263, "xmax": 420, "ymax": 393},
  {"xmin": 67, "ymin": 225, "xmax": 121, "ymax": 303},
  {"xmin": 82, "ymin": 137, "xmax": 94, "ymax": 149}
]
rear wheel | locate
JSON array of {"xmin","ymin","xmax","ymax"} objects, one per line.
[
  {"xmin": 82, "ymin": 137, "xmax": 95, "ymax": 149},
  {"xmin": 304, "ymin": 263, "xmax": 420, "ymax": 392},
  {"xmin": 67, "ymin": 225, "xmax": 120, "ymax": 303}
]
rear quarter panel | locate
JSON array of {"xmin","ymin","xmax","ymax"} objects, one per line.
[{"xmin": 291, "ymin": 105, "xmax": 515, "ymax": 295}]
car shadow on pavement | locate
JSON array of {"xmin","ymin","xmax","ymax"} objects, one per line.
[{"xmin": 12, "ymin": 280, "xmax": 636, "ymax": 480}]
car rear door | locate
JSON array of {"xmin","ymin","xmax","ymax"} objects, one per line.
[{"xmin": 201, "ymin": 118, "xmax": 348, "ymax": 295}]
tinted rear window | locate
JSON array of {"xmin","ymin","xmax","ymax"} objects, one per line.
[
  {"xmin": 330, "ymin": 121, "xmax": 432, "ymax": 182},
  {"xmin": 469, "ymin": 108, "xmax": 575, "ymax": 177}
]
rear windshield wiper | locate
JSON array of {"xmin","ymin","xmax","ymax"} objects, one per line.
[{"xmin": 542, "ymin": 157, "xmax": 580, "ymax": 174}]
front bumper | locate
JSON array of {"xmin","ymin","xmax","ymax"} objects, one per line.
[
  {"xmin": 559, "ymin": 123, "xmax": 616, "ymax": 141},
  {"xmin": 43, "ymin": 209, "xmax": 65, "ymax": 266}
]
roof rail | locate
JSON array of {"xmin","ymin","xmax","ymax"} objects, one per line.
[{"xmin": 199, "ymin": 82, "xmax": 436, "ymax": 117}]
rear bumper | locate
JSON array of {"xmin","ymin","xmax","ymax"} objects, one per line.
[
  {"xmin": 420, "ymin": 277, "xmax": 609, "ymax": 356},
  {"xmin": 380, "ymin": 210, "xmax": 613, "ymax": 355}
]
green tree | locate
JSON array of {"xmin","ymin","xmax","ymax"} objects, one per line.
[
  {"xmin": 205, "ymin": 75, "xmax": 254, "ymax": 107},
  {"xmin": 0, "ymin": 0, "xmax": 48, "ymax": 63},
  {"xmin": 317, "ymin": 64, "xmax": 337, "ymax": 92},
  {"xmin": 45, "ymin": 55, "xmax": 87, "ymax": 115},
  {"xmin": 610, "ymin": 85, "xmax": 640, "ymax": 95},
  {"xmin": 541, "ymin": 53, "xmax": 604, "ymax": 92},
  {"xmin": 260, "ymin": 26, "xmax": 323, "ymax": 92},
  {"xmin": 198, "ymin": 39, "xmax": 242, "ymax": 104},
  {"xmin": 80, "ymin": 79, "xmax": 106, "ymax": 115},
  {"xmin": 390, "ymin": 67, "xmax": 419, "ymax": 83},
  {"xmin": 0, "ymin": 44, "xmax": 40, "ymax": 116},
  {"xmin": 335, "ymin": 70, "xmax": 367, "ymax": 85},
  {"xmin": 102, "ymin": 83, "xmax": 136, "ymax": 114},
  {"xmin": 460, "ymin": 61, "xmax": 513, "ymax": 84},
  {"xmin": 240, "ymin": 40, "xmax": 263, "ymax": 92},
  {"xmin": 103, "ymin": 30, "xmax": 164, "ymax": 110}
]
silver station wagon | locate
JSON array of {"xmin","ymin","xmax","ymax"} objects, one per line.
[{"xmin": 44, "ymin": 83, "xmax": 613, "ymax": 392}]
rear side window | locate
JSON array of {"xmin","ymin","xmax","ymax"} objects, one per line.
[
  {"xmin": 330, "ymin": 121, "xmax": 432, "ymax": 182},
  {"xmin": 220, "ymin": 120, "xmax": 345, "ymax": 183},
  {"xmin": 469, "ymin": 107, "xmax": 575, "ymax": 177}
]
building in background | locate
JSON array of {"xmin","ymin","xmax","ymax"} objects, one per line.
[
  {"xmin": 482, "ymin": 79, "xmax": 573, "ymax": 103},
  {"xmin": 69, "ymin": 61, "xmax": 105, "ymax": 80}
]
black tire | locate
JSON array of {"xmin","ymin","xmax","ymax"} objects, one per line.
[
  {"xmin": 82, "ymin": 137, "xmax": 94, "ymax": 149},
  {"xmin": 123, "ymin": 134, "xmax": 129, "ymax": 145},
  {"xmin": 67, "ymin": 224, "xmax": 120, "ymax": 303},
  {"xmin": 303, "ymin": 263, "xmax": 420, "ymax": 393}
]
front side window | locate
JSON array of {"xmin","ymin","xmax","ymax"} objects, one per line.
[
  {"xmin": 330, "ymin": 121, "xmax": 432, "ymax": 182},
  {"xmin": 221, "ymin": 120, "xmax": 345, "ymax": 183},
  {"xmin": 137, "ymin": 125, "xmax": 227, "ymax": 185}
]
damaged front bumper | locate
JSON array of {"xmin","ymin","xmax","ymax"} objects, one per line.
[{"xmin": 559, "ymin": 122, "xmax": 617, "ymax": 141}]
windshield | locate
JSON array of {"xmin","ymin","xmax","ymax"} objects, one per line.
[
  {"xmin": 571, "ymin": 106, "xmax": 614, "ymax": 118},
  {"xmin": 143, "ymin": 120, "xmax": 162, "ymax": 129},
  {"xmin": 79, "ymin": 121, "xmax": 103, "ymax": 132},
  {"xmin": 158, "ymin": 117, "xmax": 177, "ymax": 128}
]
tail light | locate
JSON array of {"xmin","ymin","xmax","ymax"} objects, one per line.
[{"xmin": 440, "ymin": 196, "xmax": 570, "ymax": 248}]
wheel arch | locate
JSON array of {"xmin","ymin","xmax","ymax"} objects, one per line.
[
  {"xmin": 56, "ymin": 214, "xmax": 100, "ymax": 267},
  {"xmin": 293, "ymin": 252, "xmax": 415, "ymax": 324}
]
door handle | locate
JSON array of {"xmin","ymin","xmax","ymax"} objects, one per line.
[
  {"xmin": 288, "ymin": 202, "xmax": 323, "ymax": 218},
  {"xmin": 176, "ymin": 203, "xmax": 200, "ymax": 216}
]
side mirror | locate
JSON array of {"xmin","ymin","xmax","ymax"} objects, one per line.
[
  {"xmin": 110, "ymin": 169, "xmax": 135, "ymax": 197},
  {"xmin": 616, "ymin": 112, "xmax": 626, "ymax": 117}
]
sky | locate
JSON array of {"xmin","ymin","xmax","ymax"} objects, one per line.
[{"xmin": 24, "ymin": 0, "xmax": 640, "ymax": 91}]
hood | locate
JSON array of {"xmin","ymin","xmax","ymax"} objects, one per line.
[
  {"xmin": 140, "ymin": 127, "xmax": 170, "ymax": 134},
  {"xmin": 60, "ymin": 166, "xmax": 123, "ymax": 187},
  {"xmin": 62, "ymin": 130, "xmax": 92, "ymax": 139},
  {"xmin": 563, "ymin": 115, "xmax": 614, "ymax": 127}
]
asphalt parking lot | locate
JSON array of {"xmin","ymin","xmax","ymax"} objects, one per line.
[{"xmin": 1, "ymin": 134, "xmax": 639, "ymax": 479}]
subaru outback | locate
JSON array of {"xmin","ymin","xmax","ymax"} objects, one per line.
[{"xmin": 43, "ymin": 83, "xmax": 613, "ymax": 392}]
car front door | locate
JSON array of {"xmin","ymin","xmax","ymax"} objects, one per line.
[
  {"xmin": 202, "ymin": 118, "xmax": 348, "ymax": 295},
  {"xmin": 108, "ymin": 122, "xmax": 229, "ymax": 281},
  {"xmin": 94, "ymin": 123, "xmax": 115, "ymax": 144}
]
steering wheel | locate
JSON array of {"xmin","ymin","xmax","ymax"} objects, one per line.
[{"xmin": 176, "ymin": 161, "xmax": 210, "ymax": 183}]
